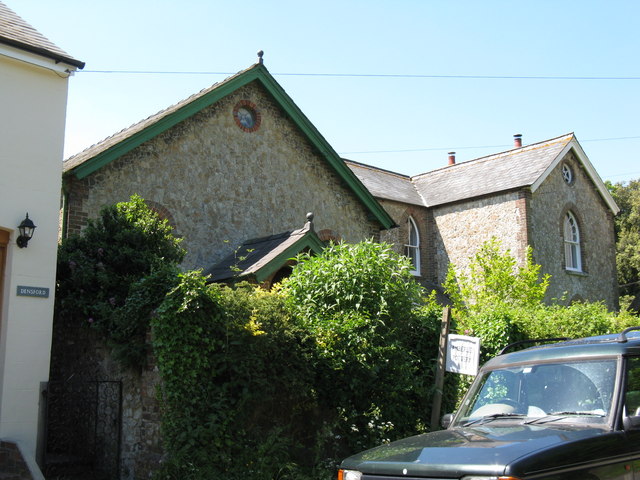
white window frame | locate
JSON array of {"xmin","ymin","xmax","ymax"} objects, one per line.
[
  {"xmin": 404, "ymin": 216, "xmax": 421, "ymax": 276},
  {"xmin": 564, "ymin": 211, "xmax": 582, "ymax": 272}
]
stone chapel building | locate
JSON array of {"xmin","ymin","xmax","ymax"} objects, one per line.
[
  {"xmin": 61, "ymin": 57, "xmax": 395, "ymax": 288},
  {"xmin": 346, "ymin": 133, "xmax": 620, "ymax": 310},
  {"xmin": 56, "ymin": 59, "xmax": 621, "ymax": 478}
]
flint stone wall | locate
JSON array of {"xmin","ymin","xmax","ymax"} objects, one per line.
[
  {"xmin": 529, "ymin": 152, "xmax": 618, "ymax": 309},
  {"xmin": 64, "ymin": 80, "xmax": 381, "ymax": 272},
  {"xmin": 430, "ymin": 190, "xmax": 529, "ymax": 286}
]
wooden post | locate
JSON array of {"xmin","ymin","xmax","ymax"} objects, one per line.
[{"xmin": 430, "ymin": 305, "xmax": 451, "ymax": 430}]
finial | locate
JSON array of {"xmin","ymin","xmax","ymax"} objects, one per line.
[
  {"xmin": 305, "ymin": 212, "xmax": 315, "ymax": 231},
  {"xmin": 257, "ymin": 50, "xmax": 264, "ymax": 64}
]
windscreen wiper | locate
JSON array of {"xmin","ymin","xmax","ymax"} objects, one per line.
[
  {"xmin": 463, "ymin": 413, "xmax": 526, "ymax": 427},
  {"xmin": 524, "ymin": 411, "xmax": 605, "ymax": 425}
]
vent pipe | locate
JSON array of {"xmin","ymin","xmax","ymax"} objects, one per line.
[{"xmin": 448, "ymin": 152, "xmax": 456, "ymax": 165}]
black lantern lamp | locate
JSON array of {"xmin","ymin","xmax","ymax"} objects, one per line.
[{"xmin": 17, "ymin": 213, "xmax": 36, "ymax": 248}]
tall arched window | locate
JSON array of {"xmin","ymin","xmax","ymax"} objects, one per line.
[
  {"xmin": 404, "ymin": 216, "xmax": 420, "ymax": 276},
  {"xmin": 564, "ymin": 211, "xmax": 582, "ymax": 272}
]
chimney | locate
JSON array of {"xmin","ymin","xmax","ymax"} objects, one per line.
[
  {"xmin": 513, "ymin": 134, "xmax": 523, "ymax": 148},
  {"xmin": 448, "ymin": 152, "xmax": 456, "ymax": 165}
]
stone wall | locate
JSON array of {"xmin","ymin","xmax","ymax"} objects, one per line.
[
  {"xmin": 49, "ymin": 317, "xmax": 162, "ymax": 480},
  {"xmin": 430, "ymin": 190, "xmax": 529, "ymax": 286},
  {"xmin": 64, "ymin": 80, "xmax": 381, "ymax": 272},
  {"xmin": 529, "ymin": 152, "xmax": 618, "ymax": 309}
]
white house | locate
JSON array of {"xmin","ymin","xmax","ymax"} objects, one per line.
[{"xmin": 0, "ymin": 1, "xmax": 83, "ymax": 475}]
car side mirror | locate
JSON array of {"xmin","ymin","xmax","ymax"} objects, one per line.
[
  {"xmin": 441, "ymin": 413, "xmax": 454, "ymax": 429},
  {"xmin": 623, "ymin": 415, "xmax": 640, "ymax": 431}
]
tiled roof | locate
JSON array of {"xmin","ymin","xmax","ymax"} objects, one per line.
[
  {"xmin": 347, "ymin": 134, "xmax": 576, "ymax": 208},
  {"xmin": 203, "ymin": 219, "xmax": 322, "ymax": 283},
  {"xmin": 413, "ymin": 133, "xmax": 574, "ymax": 207},
  {"xmin": 344, "ymin": 160, "xmax": 424, "ymax": 206},
  {"xmin": 0, "ymin": 1, "xmax": 84, "ymax": 68}
]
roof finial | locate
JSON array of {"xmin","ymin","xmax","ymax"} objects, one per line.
[
  {"xmin": 305, "ymin": 212, "xmax": 314, "ymax": 231},
  {"xmin": 257, "ymin": 50, "xmax": 264, "ymax": 65}
]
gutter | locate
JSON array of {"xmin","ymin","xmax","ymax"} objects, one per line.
[{"xmin": 0, "ymin": 37, "xmax": 85, "ymax": 69}]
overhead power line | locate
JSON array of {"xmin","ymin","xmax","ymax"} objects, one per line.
[
  {"xmin": 340, "ymin": 135, "xmax": 640, "ymax": 155},
  {"xmin": 79, "ymin": 70, "xmax": 640, "ymax": 81}
]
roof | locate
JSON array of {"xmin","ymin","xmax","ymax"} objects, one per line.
[
  {"xmin": 204, "ymin": 215, "xmax": 325, "ymax": 283},
  {"xmin": 0, "ymin": 1, "xmax": 84, "ymax": 69},
  {"xmin": 63, "ymin": 61, "xmax": 395, "ymax": 230},
  {"xmin": 346, "ymin": 133, "xmax": 619, "ymax": 214},
  {"xmin": 344, "ymin": 159, "xmax": 424, "ymax": 206}
]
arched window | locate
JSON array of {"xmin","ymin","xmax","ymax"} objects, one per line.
[
  {"xmin": 564, "ymin": 211, "xmax": 582, "ymax": 272},
  {"xmin": 404, "ymin": 216, "xmax": 420, "ymax": 276}
]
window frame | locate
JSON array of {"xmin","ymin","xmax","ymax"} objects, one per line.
[
  {"xmin": 404, "ymin": 216, "xmax": 420, "ymax": 276},
  {"xmin": 564, "ymin": 211, "xmax": 582, "ymax": 272}
]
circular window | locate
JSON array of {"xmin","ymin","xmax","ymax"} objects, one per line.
[
  {"xmin": 561, "ymin": 164, "xmax": 573, "ymax": 184},
  {"xmin": 233, "ymin": 100, "xmax": 261, "ymax": 132}
]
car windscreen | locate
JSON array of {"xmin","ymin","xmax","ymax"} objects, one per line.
[{"xmin": 453, "ymin": 358, "xmax": 617, "ymax": 427}]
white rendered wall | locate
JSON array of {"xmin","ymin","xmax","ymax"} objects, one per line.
[{"xmin": 0, "ymin": 50, "xmax": 70, "ymax": 456}]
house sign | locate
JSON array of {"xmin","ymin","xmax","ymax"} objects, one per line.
[
  {"xmin": 17, "ymin": 285, "xmax": 50, "ymax": 298},
  {"xmin": 446, "ymin": 334, "xmax": 480, "ymax": 376}
]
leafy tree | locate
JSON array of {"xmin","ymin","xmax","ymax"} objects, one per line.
[
  {"xmin": 56, "ymin": 194, "xmax": 185, "ymax": 367},
  {"xmin": 282, "ymin": 240, "xmax": 445, "ymax": 452},
  {"xmin": 608, "ymin": 179, "xmax": 640, "ymax": 310},
  {"xmin": 444, "ymin": 237, "xmax": 550, "ymax": 314}
]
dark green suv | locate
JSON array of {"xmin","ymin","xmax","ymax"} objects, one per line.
[{"xmin": 338, "ymin": 327, "xmax": 640, "ymax": 480}]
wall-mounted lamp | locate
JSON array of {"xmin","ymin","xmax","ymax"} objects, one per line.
[{"xmin": 17, "ymin": 213, "xmax": 36, "ymax": 248}]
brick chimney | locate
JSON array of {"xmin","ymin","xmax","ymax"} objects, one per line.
[
  {"xmin": 448, "ymin": 152, "xmax": 456, "ymax": 165},
  {"xmin": 514, "ymin": 134, "xmax": 523, "ymax": 148}
]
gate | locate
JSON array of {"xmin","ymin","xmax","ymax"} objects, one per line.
[{"xmin": 43, "ymin": 381, "xmax": 122, "ymax": 480}]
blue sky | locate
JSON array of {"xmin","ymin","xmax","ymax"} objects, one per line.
[{"xmin": 13, "ymin": 0, "xmax": 640, "ymax": 183}]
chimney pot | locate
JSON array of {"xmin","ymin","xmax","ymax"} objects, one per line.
[
  {"xmin": 514, "ymin": 134, "xmax": 523, "ymax": 148},
  {"xmin": 448, "ymin": 152, "xmax": 456, "ymax": 165}
]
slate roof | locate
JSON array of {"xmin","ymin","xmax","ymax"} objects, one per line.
[
  {"xmin": 0, "ymin": 1, "xmax": 84, "ymax": 69},
  {"xmin": 344, "ymin": 160, "xmax": 424, "ymax": 206},
  {"xmin": 413, "ymin": 133, "xmax": 573, "ymax": 207},
  {"xmin": 345, "ymin": 133, "xmax": 618, "ymax": 214},
  {"xmin": 203, "ymin": 217, "xmax": 324, "ymax": 283}
]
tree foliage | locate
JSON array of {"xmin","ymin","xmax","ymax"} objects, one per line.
[
  {"xmin": 56, "ymin": 194, "xmax": 185, "ymax": 367},
  {"xmin": 444, "ymin": 237, "xmax": 550, "ymax": 315},
  {"xmin": 608, "ymin": 179, "xmax": 640, "ymax": 310},
  {"xmin": 152, "ymin": 242, "xmax": 448, "ymax": 479}
]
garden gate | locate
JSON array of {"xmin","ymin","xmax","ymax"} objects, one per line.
[{"xmin": 43, "ymin": 380, "xmax": 122, "ymax": 479}]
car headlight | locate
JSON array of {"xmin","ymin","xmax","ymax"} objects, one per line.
[{"xmin": 338, "ymin": 469, "xmax": 362, "ymax": 480}]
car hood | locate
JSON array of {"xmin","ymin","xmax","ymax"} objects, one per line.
[{"xmin": 340, "ymin": 424, "xmax": 614, "ymax": 478}]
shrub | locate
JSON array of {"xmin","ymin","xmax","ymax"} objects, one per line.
[{"xmin": 56, "ymin": 194, "xmax": 184, "ymax": 368}]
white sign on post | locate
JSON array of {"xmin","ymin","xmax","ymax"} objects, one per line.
[{"xmin": 446, "ymin": 334, "xmax": 481, "ymax": 376}]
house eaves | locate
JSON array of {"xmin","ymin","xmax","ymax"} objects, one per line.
[
  {"xmin": 0, "ymin": 2, "xmax": 84, "ymax": 70},
  {"xmin": 63, "ymin": 62, "xmax": 395, "ymax": 230}
]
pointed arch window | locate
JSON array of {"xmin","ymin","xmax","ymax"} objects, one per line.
[
  {"xmin": 404, "ymin": 216, "xmax": 420, "ymax": 276},
  {"xmin": 564, "ymin": 211, "xmax": 582, "ymax": 272}
]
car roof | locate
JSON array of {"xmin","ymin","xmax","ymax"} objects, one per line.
[{"xmin": 484, "ymin": 329, "xmax": 640, "ymax": 369}]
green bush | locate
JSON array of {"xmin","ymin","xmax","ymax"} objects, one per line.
[
  {"xmin": 152, "ymin": 242, "xmax": 449, "ymax": 479},
  {"xmin": 282, "ymin": 241, "xmax": 446, "ymax": 453},
  {"xmin": 56, "ymin": 194, "xmax": 184, "ymax": 368}
]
